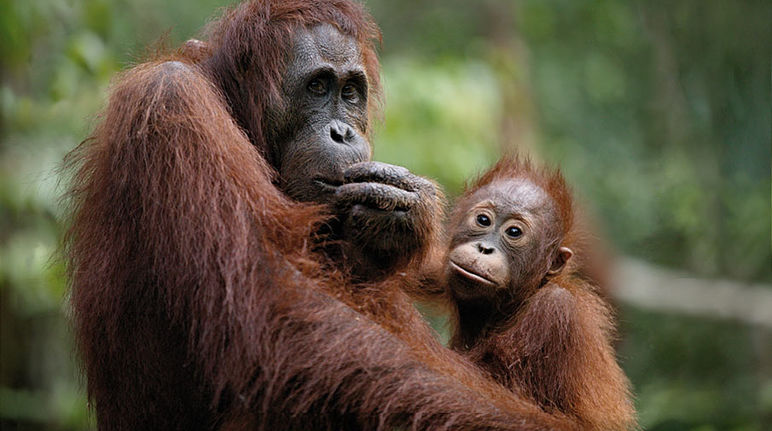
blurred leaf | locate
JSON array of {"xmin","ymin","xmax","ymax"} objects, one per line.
[
  {"xmin": 68, "ymin": 31, "xmax": 108, "ymax": 74},
  {"xmin": 375, "ymin": 58, "xmax": 501, "ymax": 194}
]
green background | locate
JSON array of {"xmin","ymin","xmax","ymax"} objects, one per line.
[{"xmin": 1, "ymin": 0, "xmax": 770, "ymax": 429}]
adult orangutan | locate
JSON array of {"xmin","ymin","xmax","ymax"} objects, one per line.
[
  {"xmin": 441, "ymin": 157, "xmax": 636, "ymax": 431},
  {"xmin": 64, "ymin": 1, "xmax": 580, "ymax": 430}
]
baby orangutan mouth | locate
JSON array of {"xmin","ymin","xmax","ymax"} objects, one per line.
[{"xmin": 449, "ymin": 260, "xmax": 498, "ymax": 288}]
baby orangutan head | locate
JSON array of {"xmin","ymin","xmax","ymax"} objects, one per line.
[{"xmin": 445, "ymin": 159, "xmax": 574, "ymax": 304}]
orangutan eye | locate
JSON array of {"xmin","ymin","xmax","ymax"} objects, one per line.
[
  {"xmin": 505, "ymin": 226, "xmax": 523, "ymax": 238},
  {"xmin": 341, "ymin": 83, "xmax": 359, "ymax": 103},
  {"xmin": 476, "ymin": 214, "xmax": 491, "ymax": 227},
  {"xmin": 307, "ymin": 78, "xmax": 327, "ymax": 95}
]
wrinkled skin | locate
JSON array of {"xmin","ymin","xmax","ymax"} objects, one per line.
[{"xmin": 270, "ymin": 24, "xmax": 440, "ymax": 276}]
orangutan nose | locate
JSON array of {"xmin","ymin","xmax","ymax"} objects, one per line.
[
  {"xmin": 477, "ymin": 243, "xmax": 495, "ymax": 255},
  {"xmin": 329, "ymin": 120, "xmax": 355, "ymax": 144}
]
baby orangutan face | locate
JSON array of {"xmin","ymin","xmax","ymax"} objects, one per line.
[{"xmin": 445, "ymin": 178, "xmax": 573, "ymax": 302}]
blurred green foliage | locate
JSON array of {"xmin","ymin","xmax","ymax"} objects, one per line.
[{"xmin": 1, "ymin": 0, "xmax": 770, "ymax": 430}]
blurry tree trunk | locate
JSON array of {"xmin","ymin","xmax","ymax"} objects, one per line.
[
  {"xmin": 613, "ymin": 257, "xmax": 772, "ymax": 329},
  {"xmin": 481, "ymin": 0, "xmax": 539, "ymax": 157},
  {"xmin": 753, "ymin": 328, "xmax": 772, "ymax": 428},
  {"xmin": 615, "ymin": 257, "xmax": 772, "ymax": 426},
  {"xmin": 641, "ymin": 6, "xmax": 723, "ymax": 276}
]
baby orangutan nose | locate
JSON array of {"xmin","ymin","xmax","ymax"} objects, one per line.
[
  {"xmin": 477, "ymin": 242, "xmax": 495, "ymax": 255},
  {"xmin": 448, "ymin": 242, "xmax": 509, "ymax": 291}
]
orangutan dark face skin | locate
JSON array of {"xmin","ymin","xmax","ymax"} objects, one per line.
[
  {"xmin": 273, "ymin": 24, "xmax": 371, "ymax": 202},
  {"xmin": 268, "ymin": 24, "xmax": 439, "ymax": 272},
  {"xmin": 446, "ymin": 178, "xmax": 573, "ymax": 302}
]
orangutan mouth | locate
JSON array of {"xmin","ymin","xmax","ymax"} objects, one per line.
[{"xmin": 450, "ymin": 260, "xmax": 497, "ymax": 288}]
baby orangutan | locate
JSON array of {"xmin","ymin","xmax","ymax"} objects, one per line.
[{"xmin": 442, "ymin": 157, "xmax": 637, "ymax": 431}]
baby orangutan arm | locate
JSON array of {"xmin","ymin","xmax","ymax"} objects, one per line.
[{"xmin": 483, "ymin": 282, "xmax": 636, "ymax": 431}]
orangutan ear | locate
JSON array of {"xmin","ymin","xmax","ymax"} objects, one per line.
[
  {"xmin": 182, "ymin": 39, "xmax": 211, "ymax": 62},
  {"xmin": 547, "ymin": 246, "xmax": 573, "ymax": 276}
]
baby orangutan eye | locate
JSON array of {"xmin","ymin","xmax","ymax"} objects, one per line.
[
  {"xmin": 505, "ymin": 226, "xmax": 522, "ymax": 238},
  {"xmin": 476, "ymin": 214, "xmax": 491, "ymax": 227}
]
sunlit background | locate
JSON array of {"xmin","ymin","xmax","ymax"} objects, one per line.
[{"xmin": 1, "ymin": 0, "xmax": 770, "ymax": 429}]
